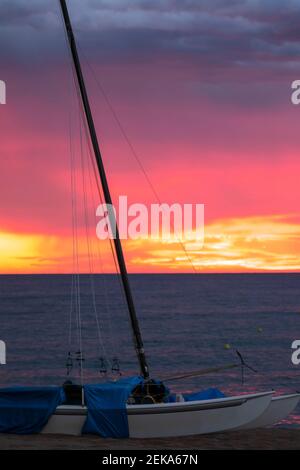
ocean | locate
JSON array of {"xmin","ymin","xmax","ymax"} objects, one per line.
[{"xmin": 0, "ymin": 273, "xmax": 299, "ymax": 426}]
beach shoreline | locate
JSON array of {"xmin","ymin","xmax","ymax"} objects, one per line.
[{"xmin": 0, "ymin": 428, "xmax": 299, "ymax": 450}]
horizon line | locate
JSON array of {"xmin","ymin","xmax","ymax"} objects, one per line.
[{"xmin": 1, "ymin": 271, "xmax": 300, "ymax": 276}]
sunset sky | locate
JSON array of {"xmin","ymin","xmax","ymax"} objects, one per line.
[{"xmin": 1, "ymin": 0, "xmax": 300, "ymax": 273}]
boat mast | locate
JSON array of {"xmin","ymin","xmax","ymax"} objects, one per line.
[{"xmin": 59, "ymin": 0, "xmax": 150, "ymax": 379}]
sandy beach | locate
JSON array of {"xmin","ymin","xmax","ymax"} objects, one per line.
[{"xmin": 0, "ymin": 429, "xmax": 299, "ymax": 450}]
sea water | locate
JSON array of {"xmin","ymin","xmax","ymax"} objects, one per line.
[{"xmin": 0, "ymin": 273, "xmax": 299, "ymax": 426}]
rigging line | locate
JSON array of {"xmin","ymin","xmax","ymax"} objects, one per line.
[
  {"xmin": 83, "ymin": 117, "xmax": 138, "ymax": 363},
  {"xmin": 73, "ymin": 87, "xmax": 84, "ymax": 386},
  {"xmin": 71, "ymin": 111, "xmax": 81, "ymax": 363},
  {"xmin": 78, "ymin": 112, "xmax": 110, "ymax": 365},
  {"xmin": 65, "ymin": 37, "xmax": 122, "ymax": 292},
  {"xmin": 80, "ymin": 100, "xmax": 135, "ymax": 328},
  {"xmin": 68, "ymin": 57, "xmax": 84, "ymax": 382},
  {"xmin": 74, "ymin": 159, "xmax": 83, "ymax": 384},
  {"xmin": 69, "ymin": 61, "xmax": 83, "ymax": 356},
  {"xmin": 58, "ymin": 0, "xmax": 82, "ymax": 376},
  {"xmin": 68, "ymin": 38, "xmax": 125, "ymax": 366},
  {"xmin": 69, "ymin": 47, "xmax": 127, "ymax": 312},
  {"xmin": 77, "ymin": 44, "xmax": 198, "ymax": 274},
  {"xmin": 71, "ymin": 141, "xmax": 79, "ymax": 347},
  {"xmin": 68, "ymin": 265, "xmax": 74, "ymax": 347},
  {"xmin": 76, "ymin": 93, "xmax": 135, "ymax": 371},
  {"xmin": 58, "ymin": 0, "xmax": 137, "ymax": 353},
  {"xmin": 71, "ymin": 75, "xmax": 81, "ymax": 364},
  {"xmin": 82, "ymin": 103, "xmax": 135, "ymax": 366},
  {"xmin": 58, "ymin": 0, "xmax": 75, "ymax": 352},
  {"xmin": 161, "ymin": 363, "xmax": 239, "ymax": 382},
  {"xmin": 83, "ymin": 119, "xmax": 123, "ymax": 279},
  {"xmin": 85, "ymin": 134, "xmax": 118, "ymax": 359},
  {"xmin": 70, "ymin": 87, "xmax": 81, "ymax": 354},
  {"xmin": 59, "ymin": 2, "xmax": 144, "ymax": 374},
  {"xmin": 68, "ymin": 69, "xmax": 75, "ymax": 349}
]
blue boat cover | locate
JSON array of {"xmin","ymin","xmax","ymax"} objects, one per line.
[
  {"xmin": 82, "ymin": 376, "xmax": 143, "ymax": 438},
  {"xmin": 183, "ymin": 388, "xmax": 225, "ymax": 401},
  {"xmin": 0, "ymin": 386, "xmax": 65, "ymax": 434},
  {"xmin": 0, "ymin": 381, "xmax": 225, "ymax": 436},
  {"xmin": 168, "ymin": 387, "xmax": 225, "ymax": 402}
]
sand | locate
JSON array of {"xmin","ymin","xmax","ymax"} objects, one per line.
[{"xmin": 0, "ymin": 428, "xmax": 299, "ymax": 450}]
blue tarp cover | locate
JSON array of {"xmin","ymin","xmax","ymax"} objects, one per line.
[
  {"xmin": 0, "ymin": 381, "xmax": 225, "ymax": 436},
  {"xmin": 0, "ymin": 386, "xmax": 65, "ymax": 434},
  {"xmin": 82, "ymin": 376, "xmax": 143, "ymax": 438},
  {"xmin": 183, "ymin": 388, "xmax": 225, "ymax": 401},
  {"xmin": 168, "ymin": 387, "xmax": 225, "ymax": 402}
]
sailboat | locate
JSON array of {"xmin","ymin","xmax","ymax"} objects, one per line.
[{"xmin": 0, "ymin": 0, "xmax": 298, "ymax": 438}]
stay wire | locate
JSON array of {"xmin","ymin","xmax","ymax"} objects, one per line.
[
  {"xmin": 77, "ymin": 43, "xmax": 198, "ymax": 275},
  {"xmin": 78, "ymin": 111, "xmax": 111, "ymax": 367}
]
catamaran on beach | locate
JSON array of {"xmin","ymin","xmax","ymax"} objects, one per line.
[{"xmin": 0, "ymin": 0, "xmax": 299, "ymax": 439}]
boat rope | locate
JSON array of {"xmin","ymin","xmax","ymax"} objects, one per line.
[
  {"xmin": 66, "ymin": 59, "xmax": 75, "ymax": 354},
  {"xmin": 78, "ymin": 111, "xmax": 111, "ymax": 366},
  {"xmin": 161, "ymin": 363, "xmax": 239, "ymax": 382},
  {"xmin": 66, "ymin": 31, "xmax": 125, "ymax": 375},
  {"xmin": 59, "ymin": 1, "xmax": 118, "ymax": 379},
  {"xmin": 69, "ymin": 70, "xmax": 80, "ymax": 371},
  {"xmin": 79, "ymin": 95, "xmax": 135, "ymax": 373},
  {"xmin": 59, "ymin": 0, "xmax": 83, "ymax": 382},
  {"xmin": 67, "ymin": 79, "xmax": 75, "ymax": 352},
  {"xmin": 160, "ymin": 352, "xmax": 258, "ymax": 383},
  {"xmin": 74, "ymin": 100, "xmax": 84, "ymax": 386},
  {"xmin": 75, "ymin": 76, "xmax": 126, "ymax": 376},
  {"xmin": 83, "ymin": 118, "xmax": 149, "ymax": 371},
  {"xmin": 68, "ymin": 42, "xmax": 86, "ymax": 385},
  {"xmin": 77, "ymin": 43, "xmax": 198, "ymax": 275},
  {"xmin": 85, "ymin": 138, "xmax": 118, "ymax": 363}
]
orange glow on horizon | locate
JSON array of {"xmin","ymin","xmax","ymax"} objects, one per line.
[{"xmin": 1, "ymin": 214, "xmax": 300, "ymax": 274}]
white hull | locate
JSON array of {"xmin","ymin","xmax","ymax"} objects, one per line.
[
  {"xmin": 42, "ymin": 391, "xmax": 273, "ymax": 438},
  {"xmin": 236, "ymin": 393, "xmax": 300, "ymax": 430}
]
